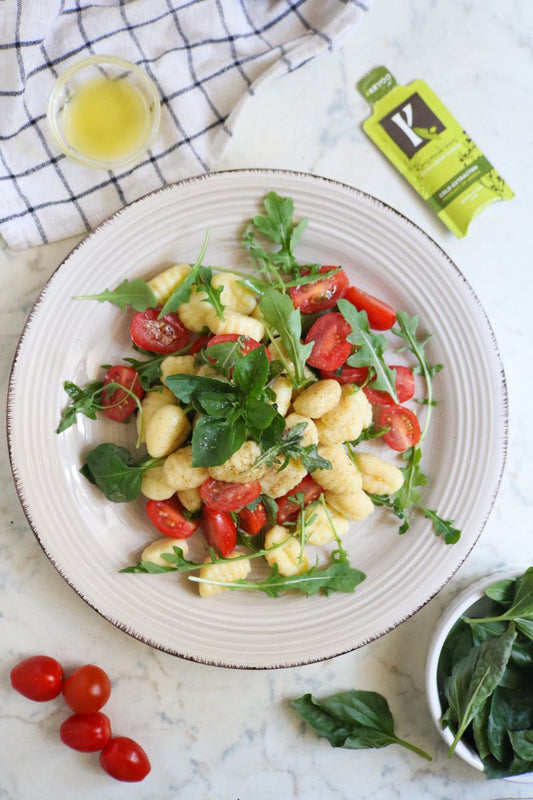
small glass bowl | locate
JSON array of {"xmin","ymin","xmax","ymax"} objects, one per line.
[
  {"xmin": 425, "ymin": 570, "xmax": 533, "ymax": 783},
  {"xmin": 47, "ymin": 54, "xmax": 161, "ymax": 170}
]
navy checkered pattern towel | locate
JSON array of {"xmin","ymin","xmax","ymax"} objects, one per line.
[{"xmin": 0, "ymin": 0, "xmax": 371, "ymax": 250}]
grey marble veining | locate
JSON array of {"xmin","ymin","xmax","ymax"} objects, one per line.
[{"xmin": 2, "ymin": 1, "xmax": 533, "ymax": 798}]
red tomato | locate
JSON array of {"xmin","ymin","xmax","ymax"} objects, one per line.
[
  {"xmin": 189, "ymin": 333, "xmax": 212, "ymax": 354},
  {"xmin": 304, "ymin": 312, "xmax": 351, "ymax": 371},
  {"xmin": 146, "ymin": 495, "xmax": 199, "ymax": 539},
  {"xmin": 200, "ymin": 477, "xmax": 261, "ymax": 512},
  {"xmin": 289, "ymin": 266, "xmax": 349, "ymax": 313},
  {"xmin": 99, "ymin": 737, "xmax": 151, "ymax": 783},
  {"xmin": 319, "ymin": 365, "xmax": 369, "ymax": 385},
  {"xmin": 364, "ymin": 366, "xmax": 415, "ymax": 406},
  {"xmin": 59, "ymin": 711, "xmax": 112, "ymax": 752},
  {"xmin": 206, "ymin": 333, "xmax": 270, "ymax": 359},
  {"xmin": 10, "ymin": 655, "xmax": 63, "ymax": 702},
  {"xmin": 102, "ymin": 365, "xmax": 144, "ymax": 423},
  {"xmin": 201, "ymin": 506, "xmax": 237, "ymax": 557},
  {"xmin": 130, "ymin": 307, "xmax": 190, "ymax": 354},
  {"xmin": 377, "ymin": 405, "xmax": 421, "ymax": 451},
  {"xmin": 238, "ymin": 503, "xmax": 267, "ymax": 535},
  {"xmin": 344, "ymin": 285, "xmax": 397, "ymax": 330},
  {"xmin": 276, "ymin": 475, "xmax": 323, "ymax": 523},
  {"xmin": 62, "ymin": 665, "xmax": 111, "ymax": 714}
]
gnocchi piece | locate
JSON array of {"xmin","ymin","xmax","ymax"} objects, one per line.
[
  {"xmin": 325, "ymin": 490, "xmax": 374, "ymax": 522},
  {"xmin": 264, "ymin": 525, "xmax": 309, "ymax": 576},
  {"xmin": 145, "ymin": 405, "xmax": 192, "ymax": 458},
  {"xmin": 302, "ymin": 503, "xmax": 349, "ymax": 545},
  {"xmin": 205, "ymin": 307, "xmax": 265, "ymax": 341},
  {"xmin": 208, "ymin": 441, "xmax": 266, "ymax": 483},
  {"xmin": 270, "ymin": 376, "xmax": 292, "ymax": 417},
  {"xmin": 315, "ymin": 384, "xmax": 373, "ymax": 444},
  {"xmin": 196, "ymin": 364, "xmax": 222, "ymax": 378},
  {"xmin": 140, "ymin": 466, "xmax": 175, "ymax": 500},
  {"xmin": 292, "ymin": 379, "xmax": 341, "ymax": 419},
  {"xmin": 147, "ymin": 263, "xmax": 191, "ymax": 305},
  {"xmin": 177, "ymin": 289, "xmax": 213, "ymax": 332},
  {"xmin": 284, "ymin": 412, "xmax": 319, "ymax": 446},
  {"xmin": 355, "ymin": 452, "xmax": 404, "ymax": 496},
  {"xmin": 136, "ymin": 386, "xmax": 177, "ymax": 442},
  {"xmin": 210, "ymin": 272, "xmax": 257, "ymax": 315},
  {"xmin": 198, "ymin": 551, "xmax": 251, "ymax": 598},
  {"xmin": 177, "ymin": 487, "xmax": 202, "ymax": 512},
  {"xmin": 163, "ymin": 446, "xmax": 209, "ymax": 490},
  {"xmin": 260, "ymin": 458, "xmax": 307, "ymax": 499},
  {"xmin": 160, "ymin": 355, "xmax": 196, "ymax": 385},
  {"xmin": 142, "ymin": 536, "xmax": 188, "ymax": 565},
  {"xmin": 312, "ymin": 444, "xmax": 363, "ymax": 495}
]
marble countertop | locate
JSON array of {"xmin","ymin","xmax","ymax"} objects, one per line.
[{"xmin": 2, "ymin": 1, "xmax": 533, "ymax": 798}]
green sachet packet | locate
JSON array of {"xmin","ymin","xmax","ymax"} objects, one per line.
[{"xmin": 357, "ymin": 66, "xmax": 513, "ymax": 237}]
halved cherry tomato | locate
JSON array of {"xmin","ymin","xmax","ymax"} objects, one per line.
[
  {"xmin": 289, "ymin": 266, "xmax": 349, "ymax": 313},
  {"xmin": 130, "ymin": 307, "xmax": 190, "ymax": 354},
  {"xmin": 319, "ymin": 365, "xmax": 369, "ymax": 385},
  {"xmin": 377, "ymin": 404, "xmax": 421, "ymax": 451},
  {"xmin": 189, "ymin": 333, "xmax": 212, "ymax": 354},
  {"xmin": 62, "ymin": 664, "xmax": 111, "ymax": 714},
  {"xmin": 206, "ymin": 333, "xmax": 270, "ymax": 359},
  {"xmin": 146, "ymin": 494, "xmax": 199, "ymax": 539},
  {"xmin": 201, "ymin": 506, "xmax": 237, "ymax": 557},
  {"xmin": 60, "ymin": 711, "xmax": 112, "ymax": 752},
  {"xmin": 102, "ymin": 365, "xmax": 144, "ymax": 422},
  {"xmin": 344, "ymin": 285, "xmax": 397, "ymax": 330},
  {"xmin": 200, "ymin": 477, "xmax": 261, "ymax": 512},
  {"xmin": 276, "ymin": 475, "xmax": 323, "ymax": 523},
  {"xmin": 10, "ymin": 655, "xmax": 63, "ymax": 702},
  {"xmin": 238, "ymin": 503, "xmax": 267, "ymax": 535},
  {"xmin": 364, "ymin": 366, "xmax": 415, "ymax": 406},
  {"xmin": 99, "ymin": 737, "xmax": 151, "ymax": 783},
  {"xmin": 304, "ymin": 312, "xmax": 351, "ymax": 371}
]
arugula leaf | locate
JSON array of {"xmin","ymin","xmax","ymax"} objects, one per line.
[
  {"xmin": 120, "ymin": 546, "xmax": 198, "ymax": 573},
  {"xmin": 259, "ymin": 289, "xmax": 313, "ymax": 389},
  {"xmin": 252, "ymin": 422, "xmax": 331, "ymax": 474},
  {"xmin": 81, "ymin": 444, "xmax": 163, "ymax": 503},
  {"xmin": 421, "ymin": 506, "xmax": 461, "ymax": 544},
  {"xmin": 337, "ymin": 299, "xmax": 398, "ymax": 401},
  {"xmin": 291, "ymin": 690, "xmax": 432, "ymax": 760},
  {"xmin": 158, "ymin": 232, "xmax": 224, "ymax": 320},
  {"xmin": 73, "ymin": 278, "xmax": 158, "ymax": 312},
  {"xmin": 56, "ymin": 380, "xmax": 103, "ymax": 433},
  {"xmin": 243, "ymin": 191, "xmax": 309, "ymax": 279}
]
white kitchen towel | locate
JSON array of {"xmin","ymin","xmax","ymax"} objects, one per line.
[{"xmin": 0, "ymin": 0, "xmax": 371, "ymax": 250}]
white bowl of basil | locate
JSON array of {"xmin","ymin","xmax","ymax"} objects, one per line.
[{"xmin": 426, "ymin": 567, "xmax": 533, "ymax": 781}]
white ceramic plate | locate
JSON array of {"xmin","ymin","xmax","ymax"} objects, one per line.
[{"xmin": 7, "ymin": 170, "xmax": 507, "ymax": 669}]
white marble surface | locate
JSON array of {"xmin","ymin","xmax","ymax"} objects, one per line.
[{"xmin": 2, "ymin": 1, "xmax": 533, "ymax": 798}]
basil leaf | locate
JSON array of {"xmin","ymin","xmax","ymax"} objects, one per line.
[
  {"xmin": 73, "ymin": 278, "xmax": 158, "ymax": 312},
  {"xmin": 509, "ymin": 729, "xmax": 533, "ymax": 762},
  {"xmin": 191, "ymin": 415, "xmax": 247, "ymax": 467},
  {"xmin": 291, "ymin": 690, "xmax": 431, "ymax": 760},
  {"xmin": 259, "ymin": 289, "xmax": 313, "ymax": 389},
  {"xmin": 166, "ymin": 374, "xmax": 233, "ymax": 404},
  {"xmin": 244, "ymin": 398, "xmax": 278, "ymax": 432},
  {"xmin": 82, "ymin": 444, "xmax": 162, "ymax": 503},
  {"xmin": 198, "ymin": 392, "xmax": 237, "ymax": 418},
  {"xmin": 232, "ymin": 347, "xmax": 270, "ymax": 397}
]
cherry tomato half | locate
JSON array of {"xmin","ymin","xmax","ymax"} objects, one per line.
[
  {"xmin": 201, "ymin": 506, "xmax": 237, "ymax": 557},
  {"xmin": 10, "ymin": 655, "xmax": 63, "ymax": 702},
  {"xmin": 99, "ymin": 737, "xmax": 151, "ymax": 783},
  {"xmin": 130, "ymin": 307, "xmax": 190, "ymax": 354},
  {"xmin": 344, "ymin": 285, "xmax": 397, "ymax": 330},
  {"xmin": 289, "ymin": 266, "xmax": 349, "ymax": 313},
  {"xmin": 60, "ymin": 711, "xmax": 112, "ymax": 752},
  {"xmin": 377, "ymin": 404, "xmax": 421, "ymax": 451},
  {"xmin": 304, "ymin": 312, "xmax": 351, "ymax": 371},
  {"xmin": 146, "ymin": 495, "xmax": 199, "ymax": 539},
  {"xmin": 238, "ymin": 503, "xmax": 267, "ymax": 535},
  {"xmin": 200, "ymin": 477, "xmax": 262, "ymax": 512},
  {"xmin": 189, "ymin": 333, "xmax": 212, "ymax": 354},
  {"xmin": 276, "ymin": 475, "xmax": 323, "ymax": 524},
  {"xmin": 62, "ymin": 664, "xmax": 111, "ymax": 714},
  {"xmin": 319, "ymin": 365, "xmax": 369, "ymax": 385},
  {"xmin": 364, "ymin": 366, "xmax": 415, "ymax": 406},
  {"xmin": 102, "ymin": 365, "xmax": 145, "ymax": 423}
]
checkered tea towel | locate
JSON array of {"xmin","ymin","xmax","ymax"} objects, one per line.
[{"xmin": 0, "ymin": 0, "xmax": 371, "ymax": 250}]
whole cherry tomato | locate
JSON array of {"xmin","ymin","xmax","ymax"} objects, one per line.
[
  {"xmin": 60, "ymin": 711, "xmax": 112, "ymax": 752},
  {"xmin": 10, "ymin": 655, "xmax": 63, "ymax": 702},
  {"xmin": 99, "ymin": 737, "xmax": 151, "ymax": 782},
  {"xmin": 102, "ymin": 365, "xmax": 144, "ymax": 423},
  {"xmin": 62, "ymin": 664, "xmax": 111, "ymax": 714}
]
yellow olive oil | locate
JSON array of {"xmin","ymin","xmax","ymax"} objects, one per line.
[{"xmin": 62, "ymin": 76, "xmax": 151, "ymax": 162}]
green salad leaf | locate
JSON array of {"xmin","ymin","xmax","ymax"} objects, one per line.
[{"xmin": 73, "ymin": 278, "xmax": 158, "ymax": 312}]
